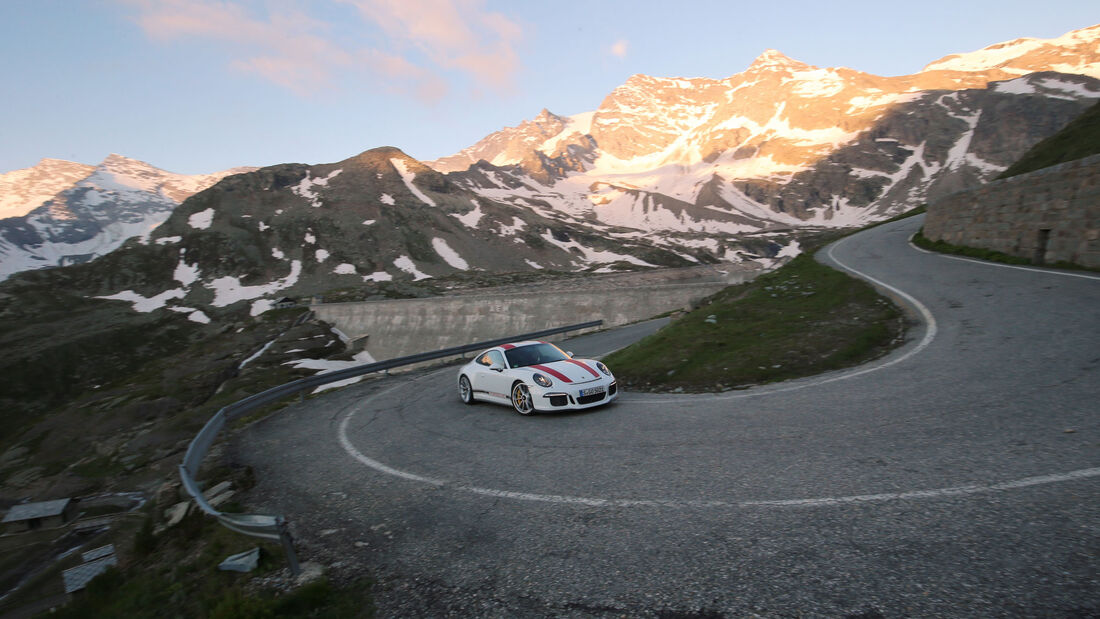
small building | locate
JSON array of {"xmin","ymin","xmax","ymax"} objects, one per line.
[
  {"xmin": 274, "ymin": 297, "xmax": 296, "ymax": 309},
  {"xmin": 2, "ymin": 498, "xmax": 76, "ymax": 532},
  {"xmin": 63, "ymin": 555, "xmax": 118, "ymax": 594}
]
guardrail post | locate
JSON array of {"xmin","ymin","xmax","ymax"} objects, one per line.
[{"xmin": 277, "ymin": 516, "xmax": 300, "ymax": 577}]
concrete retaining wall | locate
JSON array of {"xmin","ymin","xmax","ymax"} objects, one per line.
[
  {"xmin": 924, "ymin": 154, "xmax": 1100, "ymax": 268},
  {"xmin": 312, "ymin": 267, "xmax": 756, "ymax": 360}
]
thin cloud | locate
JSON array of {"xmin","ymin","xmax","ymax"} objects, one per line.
[
  {"xmin": 341, "ymin": 0, "xmax": 523, "ymax": 94},
  {"xmin": 611, "ymin": 39, "xmax": 629, "ymax": 59},
  {"xmin": 120, "ymin": 0, "xmax": 523, "ymax": 101}
]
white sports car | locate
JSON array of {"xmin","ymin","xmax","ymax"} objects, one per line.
[{"xmin": 457, "ymin": 340, "xmax": 619, "ymax": 415}]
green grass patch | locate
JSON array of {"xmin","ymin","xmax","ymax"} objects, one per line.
[
  {"xmin": 604, "ymin": 253, "xmax": 905, "ymax": 392},
  {"xmin": 912, "ymin": 229, "xmax": 1098, "ymax": 272},
  {"xmin": 998, "ymin": 100, "xmax": 1100, "ymax": 179}
]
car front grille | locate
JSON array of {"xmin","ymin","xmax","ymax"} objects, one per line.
[{"xmin": 577, "ymin": 392, "xmax": 606, "ymax": 405}]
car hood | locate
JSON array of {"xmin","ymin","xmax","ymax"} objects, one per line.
[{"xmin": 518, "ymin": 359, "xmax": 606, "ymax": 385}]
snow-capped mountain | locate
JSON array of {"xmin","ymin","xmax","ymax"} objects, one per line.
[
  {"xmin": 0, "ymin": 159, "xmax": 95, "ymax": 219},
  {"xmin": 8, "ymin": 24, "xmax": 1100, "ymax": 321},
  {"xmin": 0, "ymin": 155, "xmax": 253, "ymax": 280},
  {"xmin": 64, "ymin": 147, "xmax": 751, "ymax": 322},
  {"xmin": 430, "ymin": 24, "xmax": 1100, "ymax": 233}
]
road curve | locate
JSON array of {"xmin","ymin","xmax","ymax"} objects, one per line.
[{"xmin": 236, "ymin": 214, "xmax": 1099, "ymax": 617}]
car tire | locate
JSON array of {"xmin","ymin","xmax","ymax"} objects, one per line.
[
  {"xmin": 510, "ymin": 382, "xmax": 535, "ymax": 415},
  {"xmin": 458, "ymin": 375, "xmax": 475, "ymax": 405}
]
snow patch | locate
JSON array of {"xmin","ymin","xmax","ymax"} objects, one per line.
[
  {"xmin": 187, "ymin": 309, "xmax": 211, "ymax": 324},
  {"xmin": 239, "ymin": 339, "xmax": 277, "ymax": 369},
  {"xmin": 454, "ymin": 200, "xmax": 484, "ymax": 228},
  {"xmin": 498, "ymin": 217, "xmax": 526, "ymax": 236},
  {"xmin": 380, "ymin": 194, "xmax": 395, "ymax": 205},
  {"xmin": 167, "ymin": 306, "xmax": 211, "ymax": 324},
  {"xmin": 292, "ymin": 169, "xmax": 342, "ymax": 207},
  {"xmin": 95, "ymin": 289, "xmax": 184, "ymax": 313},
  {"xmin": 539, "ymin": 231, "xmax": 657, "ymax": 268},
  {"xmin": 776, "ymin": 240, "xmax": 802, "ymax": 259},
  {"xmin": 333, "ymin": 263, "xmax": 356, "ymax": 275},
  {"xmin": 394, "ymin": 255, "xmax": 431, "ymax": 280},
  {"xmin": 432, "ymin": 238, "xmax": 469, "ymax": 269},
  {"xmin": 206, "ymin": 260, "xmax": 302, "ymax": 307},
  {"xmin": 363, "ymin": 271, "xmax": 393, "ymax": 282},
  {"xmin": 250, "ymin": 299, "xmax": 275, "ymax": 316},
  {"xmin": 188, "ymin": 208, "xmax": 214, "ymax": 230},
  {"xmin": 390, "ymin": 159, "xmax": 436, "ymax": 206},
  {"xmin": 173, "ymin": 256, "xmax": 200, "ymax": 287},
  {"xmin": 315, "ymin": 248, "xmax": 329, "ymax": 263}
]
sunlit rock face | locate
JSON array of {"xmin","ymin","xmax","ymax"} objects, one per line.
[{"xmin": 435, "ymin": 25, "xmax": 1100, "ymax": 231}]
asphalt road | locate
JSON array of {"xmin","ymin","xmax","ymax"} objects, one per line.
[{"xmin": 235, "ymin": 214, "xmax": 1099, "ymax": 617}]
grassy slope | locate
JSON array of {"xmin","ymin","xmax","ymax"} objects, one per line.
[
  {"xmin": 604, "ymin": 252, "xmax": 905, "ymax": 392},
  {"xmin": 36, "ymin": 504, "xmax": 374, "ymax": 619},
  {"xmin": 997, "ymin": 100, "xmax": 1100, "ymax": 179}
]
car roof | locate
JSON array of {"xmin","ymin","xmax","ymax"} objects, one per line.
[{"xmin": 496, "ymin": 340, "xmax": 543, "ymax": 351}]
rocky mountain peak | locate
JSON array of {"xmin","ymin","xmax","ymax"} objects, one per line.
[
  {"xmin": 922, "ymin": 23, "xmax": 1100, "ymax": 78},
  {"xmin": 533, "ymin": 108, "xmax": 560, "ymax": 123},
  {"xmin": 748, "ymin": 49, "xmax": 808, "ymax": 72},
  {"xmin": 0, "ymin": 154, "xmax": 257, "ymax": 280},
  {"xmin": 342, "ymin": 146, "xmax": 412, "ymax": 169},
  {"xmin": 0, "ymin": 158, "xmax": 96, "ymax": 219}
]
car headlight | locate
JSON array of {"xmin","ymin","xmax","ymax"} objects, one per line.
[
  {"xmin": 596, "ymin": 362, "xmax": 612, "ymax": 376},
  {"xmin": 532, "ymin": 373, "xmax": 553, "ymax": 387}
]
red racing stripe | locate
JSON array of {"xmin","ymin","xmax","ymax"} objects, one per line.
[
  {"xmin": 501, "ymin": 344, "xmax": 516, "ymax": 350},
  {"xmin": 530, "ymin": 364, "xmax": 572, "ymax": 383},
  {"xmin": 565, "ymin": 359, "xmax": 601, "ymax": 378}
]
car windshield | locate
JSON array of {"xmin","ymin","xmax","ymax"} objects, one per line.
[{"xmin": 504, "ymin": 343, "xmax": 570, "ymax": 368}]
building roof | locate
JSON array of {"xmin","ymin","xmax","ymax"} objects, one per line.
[
  {"xmin": 62, "ymin": 555, "xmax": 118, "ymax": 594},
  {"xmin": 1, "ymin": 498, "xmax": 71, "ymax": 523},
  {"xmin": 82, "ymin": 545, "xmax": 115, "ymax": 562}
]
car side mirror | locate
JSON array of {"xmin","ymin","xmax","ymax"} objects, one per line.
[
  {"xmin": 565, "ymin": 351, "xmax": 574, "ymax": 358},
  {"xmin": 490, "ymin": 361, "xmax": 505, "ymax": 372}
]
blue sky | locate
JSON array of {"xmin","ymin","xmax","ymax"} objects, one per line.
[{"xmin": 1, "ymin": 1, "xmax": 1096, "ymax": 175}]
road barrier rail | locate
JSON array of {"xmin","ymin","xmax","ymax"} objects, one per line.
[{"xmin": 179, "ymin": 320, "xmax": 604, "ymax": 574}]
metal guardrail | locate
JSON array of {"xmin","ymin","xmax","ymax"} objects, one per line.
[{"xmin": 179, "ymin": 319, "xmax": 603, "ymax": 575}]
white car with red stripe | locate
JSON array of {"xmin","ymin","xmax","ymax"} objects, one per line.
[{"xmin": 457, "ymin": 341, "xmax": 619, "ymax": 415}]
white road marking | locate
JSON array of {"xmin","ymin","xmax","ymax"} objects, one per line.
[
  {"xmin": 626, "ymin": 233, "xmax": 939, "ymax": 404},
  {"xmin": 339, "ymin": 405, "xmax": 1100, "ymax": 508},
  {"xmin": 909, "ymin": 234, "xmax": 1100, "ymax": 280},
  {"xmin": 335, "ymin": 227, "xmax": 1097, "ymax": 509}
]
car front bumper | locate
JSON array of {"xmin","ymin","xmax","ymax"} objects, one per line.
[{"xmin": 533, "ymin": 380, "xmax": 618, "ymax": 411}]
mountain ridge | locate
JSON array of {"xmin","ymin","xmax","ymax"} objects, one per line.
[
  {"xmin": 428, "ymin": 24, "xmax": 1100, "ymax": 237},
  {"xmin": 0, "ymin": 155, "xmax": 255, "ymax": 280},
  {"xmin": 2, "ymin": 24, "xmax": 1098, "ymax": 312}
]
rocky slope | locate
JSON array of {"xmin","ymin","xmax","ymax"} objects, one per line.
[
  {"xmin": 54, "ymin": 147, "xmax": 739, "ymax": 321},
  {"xmin": 432, "ymin": 24, "xmax": 1100, "ymax": 232},
  {"xmin": 0, "ymin": 155, "xmax": 253, "ymax": 281}
]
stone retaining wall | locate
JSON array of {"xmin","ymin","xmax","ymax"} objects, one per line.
[
  {"xmin": 312, "ymin": 264, "xmax": 758, "ymax": 361},
  {"xmin": 924, "ymin": 154, "xmax": 1100, "ymax": 268}
]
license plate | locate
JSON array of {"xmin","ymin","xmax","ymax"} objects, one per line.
[{"xmin": 580, "ymin": 386, "xmax": 605, "ymax": 396}]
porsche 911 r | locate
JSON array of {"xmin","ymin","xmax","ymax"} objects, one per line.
[{"xmin": 457, "ymin": 341, "xmax": 618, "ymax": 415}]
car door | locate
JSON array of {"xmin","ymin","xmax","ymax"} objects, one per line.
[{"xmin": 470, "ymin": 350, "xmax": 510, "ymax": 402}]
